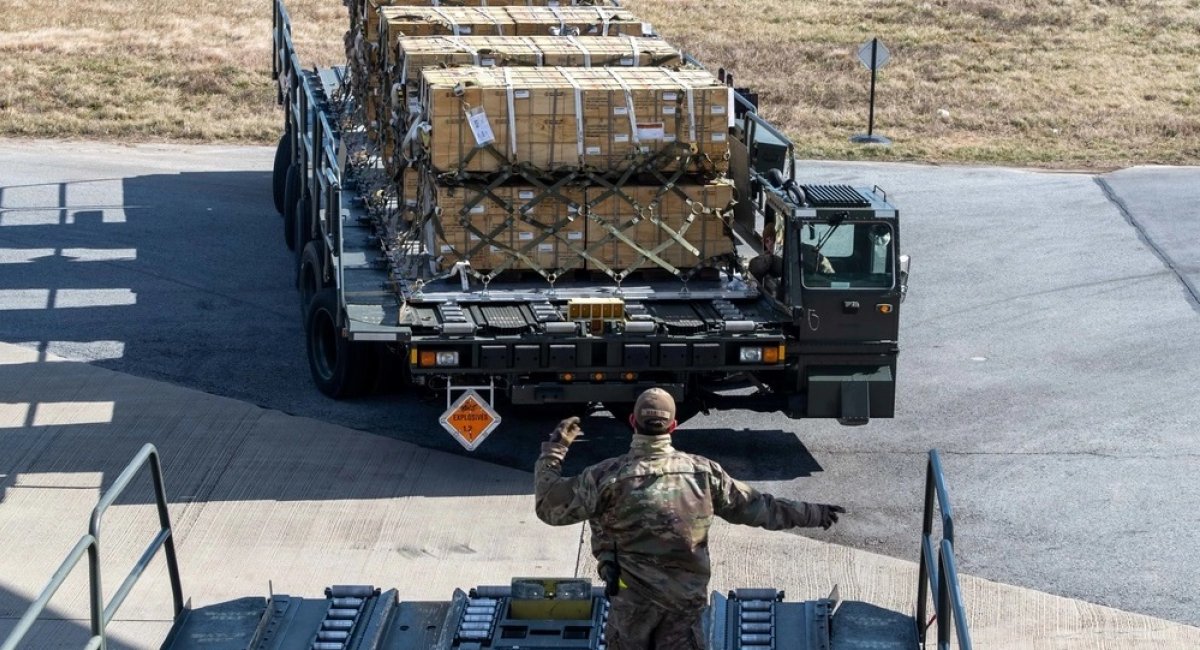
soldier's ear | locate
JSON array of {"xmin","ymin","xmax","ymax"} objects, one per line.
[
  {"xmin": 628, "ymin": 414, "xmax": 637, "ymax": 430},
  {"xmin": 667, "ymin": 420, "xmax": 677, "ymax": 433}
]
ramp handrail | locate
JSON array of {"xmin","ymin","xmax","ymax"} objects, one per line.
[
  {"xmin": 0, "ymin": 444, "xmax": 183, "ymax": 650},
  {"xmin": 915, "ymin": 449, "xmax": 972, "ymax": 649}
]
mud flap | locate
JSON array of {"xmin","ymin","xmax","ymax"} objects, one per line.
[{"xmin": 805, "ymin": 366, "xmax": 895, "ymax": 424}]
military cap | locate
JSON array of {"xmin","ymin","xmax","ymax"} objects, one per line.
[{"xmin": 634, "ymin": 388, "xmax": 676, "ymax": 434}]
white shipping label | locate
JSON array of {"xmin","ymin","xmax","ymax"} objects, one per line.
[
  {"xmin": 712, "ymin": 132, "xmax": 727, "ymax": 142},
  {"xmin": 614, "ymin": 133, "xmax": 630, "ymax": 143},
  {"xmin": 440, "ymin": 245, "xmax": 454, "ymax": 253},
  {"xmin": 514, "ymin": 89, "xmax": 530, "ymax": 99},
  {"xmin": 519, "ymin": 190, "xmax": 535, "ymax": 200},
  {"xmin": 568, "ymin": 231, "xmax": 584, "ymax": 240},
  {"xmin": 519, "ymin": 232, "xmax": 535, "ymax": 241},
  {"xmin": 469, "ymin": 234, "xmax": 481, "ymax": 242},
  {"xmin": 614, "ymin": 106, "xmax": 628, "ymax": 116},
  {"xmin": 481, "ymin": 58, "xmax": 496, "ymax": 67},
  {"xmin": 466, "ymin": 107, "xmax": 495, "ymax": 146},
  {"xmin": 712, "ymin": 105, "xmax": 726, "ymax": 115},
  {"xmin": 458, "ymin": 26, "xmax": 472, "ymax": 34},
  {"xmin": 663, "ymin": 106, "xmax": 676, "ymax": 115},
  {"xmin": 636, "ymin": 122, "xmax": 665, "ymax": 140},
  {"xmin": 620, "ymin": 57, "xmax": 635, "ymax": 66},
  {"xmin": 470, "ymin": 205, "xmax": 486, "ymax": 213},
  {"xmin": 586, "ymin": 146, "xmax": 602, "ymax": 155},
  {"xmin": 663, "ymin": 92, "xmax": 678, "ymax": 101},
  {"xmin": 641, "ymin": 22, "xmax": 653, "ymax": 36},
  {"xmin": 538, "ymin": 243, "xmax": 554, "ymax": 253},
  {"xmin": 664, "ymin": 134, "xmax": 677, "ymax": 142}
]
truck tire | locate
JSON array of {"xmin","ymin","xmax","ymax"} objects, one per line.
[
  {"xmin": 293, "ymin": 191, "xmax": 313, "ymax": 272},
  {"xmin": 272, "ymin": 133, "xmax": 291, "ymax": 215},
  {"xmin": 282, "ymin": 164, "xmax": 300, "ymax": 245},
  {"xmin": 285, "ymin": 189, "xmax": 306, "ymax": 252},
  {"xmin": 305, "ymin": 289, "xmax": 377, "ymax": 399},
  {"xmin": 298, "ymin": 241, "xmax": 327, "ymax": 316}
]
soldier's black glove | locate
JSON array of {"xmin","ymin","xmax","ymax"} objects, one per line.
[
  {"xmin": 813, "ymin": 504, "xmax": 846, "ymax": 530},
  {"xmin": 549, "ymin": 417, "xmax": 583, "ymax": 445},
  {"xmin": 598, "ymin": 559, "xmax": 620, "ymax": 598}
]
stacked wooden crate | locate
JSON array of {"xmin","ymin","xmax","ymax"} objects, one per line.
[{"xmin": 352, "ymin": 1, "xmax": 738, "ymax": 278}]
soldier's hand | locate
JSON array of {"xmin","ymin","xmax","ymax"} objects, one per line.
[
  {"xmin": 549, "ymin": 416, "xmax": 583, "ymax": 446},
  {"xmin": 815, "ymin": 504, "xmax": 846, "ymax": 530}
]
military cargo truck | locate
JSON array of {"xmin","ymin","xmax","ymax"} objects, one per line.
[{"xmin": 271, "ymin": 0, "xmax": 910, "ymax": 449}]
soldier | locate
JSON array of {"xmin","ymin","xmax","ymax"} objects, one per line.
[{"xmin": 534, "ymin": 388, "xmax": 845, "ymax": 650}]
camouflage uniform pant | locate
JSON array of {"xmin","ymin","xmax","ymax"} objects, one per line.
[{"xmin": 605, "ymin": 590, "xmax": 705, "ymax": 650}]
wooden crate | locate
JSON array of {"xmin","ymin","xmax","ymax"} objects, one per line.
[
  {"xmin": 423, "ymin": 179, "xmax": 586, "ymax": 273},
  {"xmin": 584, "ymin": 180, "xmax": 735, "ymax": 271},
  {"xmin": 420, "ymin": 67, "xmax": 730, "ymax": 176}
]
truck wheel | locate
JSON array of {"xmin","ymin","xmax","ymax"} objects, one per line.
[
  {"xmin": 272, "ymin": 133, "xmax": 291, "ymax": 214},
  {"xmin": 305, "ymin": 289, "xmax": 376, "ymax": 398},
  {"xmin": 293, "ymin": 192, "xmax": 313, "ymax": 274},
  {"xmin": 285, "ymin": 189, "xmax": 306, "ymax": 252},
  {"xmin": 282, "ymin": 164, "xmax": 300, "ymax": 239},
  {"xmin": 298, "ymin": 241, "xmax": 327, "ymax": 316}
]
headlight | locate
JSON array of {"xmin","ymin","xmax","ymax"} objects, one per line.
[
  {"xmin": 739, "ymin": 347, "xmax": 764, "ymax": 363},
  {"xmin": 435, "ymin": 350, "xmax": 460, "ymax": 367}
]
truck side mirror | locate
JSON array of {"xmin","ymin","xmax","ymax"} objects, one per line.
[{"xmin": 899, "ymin": 255, "xmax": 910, "ymax": 302}]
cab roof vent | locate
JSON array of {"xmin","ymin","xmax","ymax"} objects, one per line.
[{"xmin": 802, "ymin": 185, "xmax": 870, "ymax": 207}]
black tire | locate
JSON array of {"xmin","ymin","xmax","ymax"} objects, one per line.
[
  {"xmin": 305, "ymin": 288, "xmax": 377, "ymax": 398},
  {"xmin": 298, "ymin": 240, "xmax": 327, "ymax": 316},
  {"xmin": 292, "ymin": 191, "xmax": 313, "ymax": 273},
  {"xmin": 282, "ymin": 164, "xmax": 300, "ymax": 238},
  {"xmin": 272, "ymin": 133, "xmax": 291, "ymax": 214}
]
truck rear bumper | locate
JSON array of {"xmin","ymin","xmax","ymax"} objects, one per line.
[{"xmin": 510, "ymin": 382, "xmax": 685, "ymax": 405}]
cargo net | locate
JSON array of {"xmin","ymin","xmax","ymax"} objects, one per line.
[{"xmin": 381, "ymin": 151, "xmax": 739, "ymax": 294}]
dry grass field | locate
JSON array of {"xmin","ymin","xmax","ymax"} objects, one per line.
[{"xmin": 1, "ymin": 0, "xmax": 1197, "ymax": 167}]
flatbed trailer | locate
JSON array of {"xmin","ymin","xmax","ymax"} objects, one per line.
[
  {"xmin": 1, "ymin": 444, "xmax": 972, "ymax": 650},
  {"xmin": 269, "ymin": 0, "xmax": 910, "ymax": 449}
]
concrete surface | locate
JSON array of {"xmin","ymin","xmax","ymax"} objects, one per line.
[
  {"xmin": 2, "ymin": 140, "xmax": 1200, "ymax": 644},
  {"xmin": 2, "ymin": 341, "xmax": 1198, "ymax": 648}
]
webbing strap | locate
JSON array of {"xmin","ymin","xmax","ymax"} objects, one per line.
[
  {"xmin": 550, "ymin": 5, "xmax": 566, "ymax": 34},
  {"xmin": 661, "ymin": 68, "xmax": 697, "ymax": 143},
  {"xmin": 503, "ymin": 67, "xmax": 518, "ymax": 156},
  {"xmin": 471, "ymin": 7, "xmax": 503, "ymax": 35},
  {"xmin": 596, "ymin": 7, "xmax": 612, "ymax": 35},
  {"xmin": 520, "ymin": 36, "xmax": 545, "ymax": 66},
  {"xmin": 566, "ymin": 35, "xmax": 592, "ymax": 67},
  {"xmin": 449, "ymin": 36, "xmax": 481, "ymax": 65},
  {"xmin": 558, "ymin": 67, "xmax": 586, "ymax": 160},
  {"xmin": 606, "ymin": 68, "xmax": 640, "ymax": 146},
  {"xmin": 430, "ymin": 7, "xmax": 460, "ymax": 36},
  {"xmin": 627, "ymin": 35, "xmax": 640, "ymax": 66}
]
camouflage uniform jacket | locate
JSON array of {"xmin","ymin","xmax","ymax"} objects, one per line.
[{"xmin": 535, "ymin": 435, "xmax": 818, "ymax": 611}]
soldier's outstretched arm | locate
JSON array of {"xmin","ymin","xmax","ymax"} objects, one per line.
[
  {"xmin": 534, "ymin": 421, "xmax": 599, "ymax": 526},
  {"xmin": 710, "ymin": 462, "xmax": 844, "ymax": 530}
]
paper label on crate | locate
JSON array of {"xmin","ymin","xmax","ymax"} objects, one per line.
[
  {"xmin": 481, "ymin": 57, "xmax": 496, "ymax": 67},
  {"xmin": 514, "ymin": 89, "xmax": 530, "ymax": 99},
  {"xmin": 636, "ymin": 122, "xmax": 665, "ymax": 140},
  {"xmin": 663, "ymin": 106, "xmax": 676, "ymax": 115},
  {"xmin": 490, "ymin": 245, "xmax": 501, "ymax": 252},
  {"xmin": 519, "ymin": 190, "xmax": 535, "ymax": 200},
  {"xmin": 469, "ymin": 234, "xmax": 481, "ymax": 242},
  {"xmin": 568, "ymin": 231, "xmax": 583, "ymax": 241},
  {"xmin": 519, "ymin": 231, "xmax": 535, "ymax": 241},
  {"xmin": 440, "ymin": 244, "xmax": 454, "ymax": 253},
  {"xmin": 712, "ymin": 104, "xmax": 726, "ymax": 115},
  {"xmin": 614, "ymin": 133, "xmax": 629, "ymax": 143},
  {"xmin": 663, "ymin": 92, "xmax": 678, "ymax": 101},
  {"xmin": 470, "ymin": 205, "xmax": 486, "ymax": 214},
  {"xmin": 620, "ymin": 57, "xmax": 635, "ymax": 66},
  {"xmin": 586, "ymin": 145, "xmax": 602, "ymax": 155},
  {"xmin": 614, "ymin": 106, "xmax": 628, "ymax": 116},
  {"xmin": 642, "ymin": 22, "xmax": 653, "ymax": 36},
  {"xmin": 712, "ymin": 132, "xmax": 727, "ymax": 142},
  {"xmin": 538, "ymin": 243, "xmax": 554, "ymax": 253},
  {"xmin": 466, "ymin": 107, "xmax": 495, "ymax": 146},
  {"xmin": 458, "ymin": 26, "xmax": 472, "ymax": 34},
  {"xmin": 664, "ymin": 134, "xmax": 677, "ymax": 142}
]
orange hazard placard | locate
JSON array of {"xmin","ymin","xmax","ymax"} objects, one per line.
[{"xmin": 439, "ymin": 390, "xmax": 502, "ymax": 451}]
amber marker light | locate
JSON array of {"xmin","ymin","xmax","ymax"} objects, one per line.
[
  {"xmin": 419, "ymin": 350, "xmax": 437, "ymax": 367},
  {"xmin": 623, "ymin": 372, "xmax": 638, "ymax": 381},
  {"xmin": 763, "ymin": 344, "xmax": 786, "ymax": 364},
  {"xmin": 409, "ymin": 347, "xmax": 418, "ymax": 365},
  {"xmin": 592, "ymin": 372, "xmax": 606, "ymax": 382},
  {"xmin": 877, "ymin": 304, "xmax": 894, "ymax": 314},
  {"xmin": 560, "ymin": 373, "xmax": 575, "ymax": 382}
]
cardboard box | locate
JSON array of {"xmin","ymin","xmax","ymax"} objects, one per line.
[{"xmin": 420, "ymin": 67, "xmax": 730, "ymax": 176}]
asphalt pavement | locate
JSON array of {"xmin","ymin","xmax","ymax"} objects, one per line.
[{"xmin": 1, "ymin": 140, "xmax": 1197, "ymax": 626}]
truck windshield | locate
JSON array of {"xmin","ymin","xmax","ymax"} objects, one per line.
[{"xmin": 800, "ymin": 221, "xmax": 895, "ymax": 290}]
